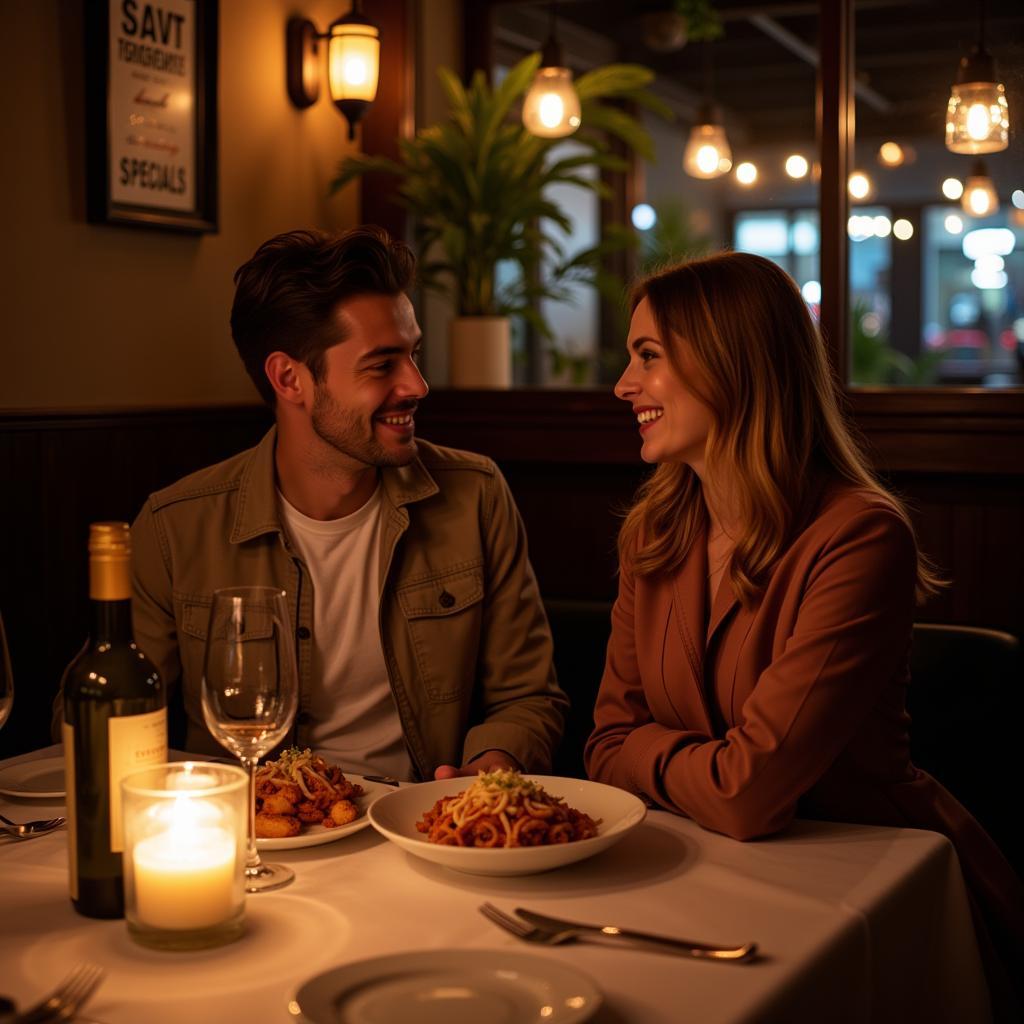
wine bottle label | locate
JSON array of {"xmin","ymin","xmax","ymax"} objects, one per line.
[
  {"xmin": 62, "ymin": 721, "xmax": 78, "ymax": 900},
  {"xmin": 108, "ymin": 708, "xmax": 168, "ymax": 851}
]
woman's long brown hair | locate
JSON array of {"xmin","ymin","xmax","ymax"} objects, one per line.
[{"xmin": 618, "ymin": 251, "xmax": 943, "ymax": 605}]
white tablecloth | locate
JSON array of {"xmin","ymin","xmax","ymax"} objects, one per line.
[{"xmin": 0, "ymin": 746, "xmax": 990, "ymax": 1023}]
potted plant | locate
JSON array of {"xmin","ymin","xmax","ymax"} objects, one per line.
[{"xmin": 329, "ymin": 53, "xmax": 666, "ymax": 386}]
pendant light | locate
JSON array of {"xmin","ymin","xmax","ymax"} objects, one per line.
[
  {"xmin": 961, "ymin": 160, "xmax": 999, "ymax": 217},
  {"xmin": 522, "ymin": 2, "xmax": 582, "ymax": 139},
  {"xmin": 683, "ymin": 43, "xmax": 731, "ymax": 179},
  {"xmin": 945, "ymin": 1, "xmax": 1009, "ymax": 154}
]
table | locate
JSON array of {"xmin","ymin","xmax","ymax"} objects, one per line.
[{"xmin": 0, "ymin": 746, "xmax": 991, "ymax": 1023}]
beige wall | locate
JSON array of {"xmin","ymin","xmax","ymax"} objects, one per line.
[{"xmin": 1, "ymin": 0, "xmax": 361, "ymax": 411}]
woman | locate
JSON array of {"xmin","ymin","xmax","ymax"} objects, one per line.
[{"xmin": 584, "ymin": 252, "xmax": 1022, "ymax": 1015}]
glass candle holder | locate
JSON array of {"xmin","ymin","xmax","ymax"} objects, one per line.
[{"xmin": 121, "ymin": 761, "xmax": 247, "ymax": 950}]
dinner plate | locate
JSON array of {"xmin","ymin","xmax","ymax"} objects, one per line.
[
  {"xmin": 368, "ymin": 775, "xmax": 646, "ymax": 876},
  {"xmin": 0, "ymin": 756, "xmax": 65, "ymax": 798},
  {"xmin": 292, "ymin": 949, "xmax": 602, "ymax": 1024},
  {"xmin": 257, "ymin": 775, "xmax": 391, "ymax": 850}
]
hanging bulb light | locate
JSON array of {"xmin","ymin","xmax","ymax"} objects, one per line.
[
  {"xmin": 522, "ymin": 3, "xmax": 581, "ymax": 139},
  {"xmin": 684, "ymin": 42, "xmax": 731, "ymax": 180},
  {"xmin": 327, "ymin": 1, "xmax": 381, "ymax": 141},
  {"xmin": 961, "ymin": 159, "xmax": 1000, "ymax": 217},
  {"xmin": 683, "ymin": 103, "xmax": 732, "ymax": 178},
  {"xmin": 945, "ymin": 2, "xmax": 1009, "ymax": 154}
]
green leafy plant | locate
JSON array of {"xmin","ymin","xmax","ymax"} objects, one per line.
[
  {"xmin": 329, "ymin": 53, "xmax": 669, "ymax": 338},
  {"xmin": 672, "ymin": 0, "xmax": 724, "ymax": 41},
  {"xmin": 637, "ymin": 198, "xmax": 712, "ymax": 275},
  {"xmin": 849, "ymin": 300, "xmax": 944, "ymax": 386}
]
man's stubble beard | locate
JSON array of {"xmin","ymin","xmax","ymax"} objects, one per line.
[{"xmin": 310, "ymin": 384, "xmax": 417, "ymax": 468}]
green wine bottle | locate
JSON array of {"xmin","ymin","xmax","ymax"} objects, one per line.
[{"xmin": 62, "ymin": 522, "xmax": 167, "ymax": 918}]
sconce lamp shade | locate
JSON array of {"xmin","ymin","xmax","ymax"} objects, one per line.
[
  {"xmin": 522, "ymin": 38, "xmax": 581, "ymax": 139},
  {"xmin": 961, "ymin": 159, "xmax": 1000, "ymax": 217},
  {"xmin": 328, "ymin": 8, "xmax": 381, "ymax": 140},
  {"xmin": 945, "ymin": 47, "xmax": 1009, "ymax": 154},
  {"xmin": 683, "ymin": 103, "xmax": 732, "ymax": 179}
]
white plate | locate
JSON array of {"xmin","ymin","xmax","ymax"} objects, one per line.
[
  {"xmin": 0, "ymin": 756, "xmax": 65, "ymax": 798},
  {"xmin": 293, "ymin": 949, "xmax": 602, "ymax": 1024},
  {"xmin": 368, "ymin": 775, "xmax": 646, "ymax": 876},
  {"xmin": 256, "ymin": 775, "xmax": 391, "ymax": 850}
]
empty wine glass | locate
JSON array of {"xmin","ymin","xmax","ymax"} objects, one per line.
[
  {"xmin": 0, "ymin": 611, "xmax": 12, "ymax": 732},
  {"xmin": 201, "ymin": 587, "xmax": 298, "ymax": 893}
]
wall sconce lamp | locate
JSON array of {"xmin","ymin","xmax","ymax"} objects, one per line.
[{"xmin": 287, "ymin": 2, "xmax": 380, "ymax": 140}]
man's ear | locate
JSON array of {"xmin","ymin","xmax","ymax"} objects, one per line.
[{"xmin": 264, "ymin": 351, "xmax": 307, "ymax": 407}]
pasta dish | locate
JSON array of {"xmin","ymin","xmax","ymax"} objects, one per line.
[
  {"xmin": 254, "ymin": 748, "xmax": 363, "ymax": 839},
  {"xmin": 416, "ymin": 768, "xmax": 600, "ymax": 848}
]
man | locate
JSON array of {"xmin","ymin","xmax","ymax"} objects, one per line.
[{"xmin": 127, "ymin": 227, "xmax": 566, "ymax": 780}]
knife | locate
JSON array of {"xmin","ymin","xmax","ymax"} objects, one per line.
[{"xmin": 514, "ymin": 907, "xmax": 758, "ymax": 961}]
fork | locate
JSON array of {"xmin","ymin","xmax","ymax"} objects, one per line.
[
  {"xmin": 12, "ymin": 963, "xmax": 105, "ymax": 1023},
  {"xmin": 0, "ymin": 814, "xmax": 66, "ymax": 840},
  {"xmin": 479, "ymin": 903, "xmax": 757, "ymax": 963}
]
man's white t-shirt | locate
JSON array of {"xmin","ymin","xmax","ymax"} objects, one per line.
[{"xmin": 278, "ymin": 485, "xmax": 415, "ymax": 780}]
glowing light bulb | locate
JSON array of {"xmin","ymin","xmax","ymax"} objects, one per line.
[
  {"xmin": 848, "ymin": 172, "xmax": 871, "ymax": 200},
  {"xmin": 893, "ymin": 219, "xmax": 914, "ymax": 241},
  {"xmin": 735, "ymin": 162, "xmax": 757, "ymax": 185},
  {"xmin": 942, "ymin": 177, "xmax": 964, "ymax": 200},
  {"xmin": 785, "ymin": 154, "xmax": 809, "ymax": 179},
  {"xmin": 539, "ymin": 93, "xmax": 565, "ymax": 129},
  {"xmin": 944, "ymin": 214, "xmax": 963, "ymax": 234},
  {"xmin": 342, "ymin": 56, "xmax": 368, "ymax": 86},
  {"xmin": 522, "ymin": 66, "xmax": 581, "ymax": 139}
]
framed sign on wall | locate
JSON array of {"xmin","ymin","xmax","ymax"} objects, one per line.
[{"xmin": 85, "ymin": 0, "xmax": 218, "ymax": 233}]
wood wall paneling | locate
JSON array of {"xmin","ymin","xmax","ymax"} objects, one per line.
[{"xmin": 1, "ymin": 391, "xmax": 1021, "ymax": 762}]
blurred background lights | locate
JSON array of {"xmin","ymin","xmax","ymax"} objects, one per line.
[
  {"xmin": 944, "ymin": 213, "xmax": 964, "ymax": 234},
  {"xmin": 848, "ymin": 172, "xmax": 871, "ymax": 199},
  {"xmin": 1012, "ymin": 189, "xmax": 1024, "ymax": 210},
  {"xmin": 873, "ymin": 215, "xmax": 892, "ymax": 237},
  {"xmin": 631, "ymin": 203, "xmax": 657, "ymax": 231},
  {"xmin": 800, "ymin": 280, "xmax": 821, "ymax": 305},
  {"xmin": 941, "ymin": 177, "xmax": 964, "ymax": 200},
  {"xmin": 893, "ymin": 219, "xmax": 914, "ymax": 240},
  {"xmin": 735, "ymin": 162, "xmax": 757, "ymax": 185},
  {"xmin": 791, "ymin": 221, "xmax": 818, "ymax": 254},
  {"xmin": 860, "ymin": 311, "xmax": 882, "ymax": 337},
  {"xmin": 962, "ymin": 227, "xmax": 1015, "ymax": 260},
  {"xmin": 974, "ymin": 253, "xmax": 1005, "ymax": 273},
  {"xmin": 785, "ymin": 154, "xmax": 809, "ymax": 179},
  {"xmin": 971, "ymin": 268, "xmax": 1008, "ymax": 290},
  {"xmin": 878, "ymin": 141, "xmax": 904, "ymax": 167}
]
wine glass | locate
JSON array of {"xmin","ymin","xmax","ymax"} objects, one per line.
[
  {"xmin": 201, "ymin": 587, "xmax": 298, "ymax": 893},
  {"xmin": 0, "ymin": 611, "xmax": 12, "ymax": 732}
]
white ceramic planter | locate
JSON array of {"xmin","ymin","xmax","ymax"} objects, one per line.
[{"xmin": 449, "ymin": 316, "xmax": 512, "ymax": 388}]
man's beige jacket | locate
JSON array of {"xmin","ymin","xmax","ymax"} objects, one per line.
[{"xmin": 129, "ymin": 428, "xmax": 567, "ymax": 778}]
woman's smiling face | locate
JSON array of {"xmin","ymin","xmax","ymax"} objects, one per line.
[{"xmin": 614, "ymin": 297, "xmax": 714, "ymax": 472}]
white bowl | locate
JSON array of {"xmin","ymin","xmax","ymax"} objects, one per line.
[{"xmin": 368, "ymin": 775, "xmax": 646, "ymax": 876}]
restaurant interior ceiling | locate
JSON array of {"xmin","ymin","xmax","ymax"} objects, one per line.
[{"xmin": 494, "ymin": 0, "xmax": 1024, "ymax": 147}]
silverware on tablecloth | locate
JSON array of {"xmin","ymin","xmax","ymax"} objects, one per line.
[
  {"xmin": 0, "ymin": 814, "xmax": 66, "ymax": 840},
  {"xmin": 361, "ymin": 775, "xmax": 401, "ymax": 787},
  {"xmin": 479, "ymin": 902, "xmax": 758, "ymax": 962},
  {"xmin": 11, "ymin": 963, "xmax": 104, "ymax": 1023}
]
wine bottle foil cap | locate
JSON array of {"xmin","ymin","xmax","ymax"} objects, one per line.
[{"xmin": 88, "ymin": 521, "xmax": 131, "ymax": 559}]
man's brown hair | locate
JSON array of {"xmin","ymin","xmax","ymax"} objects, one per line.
[{"xmin": 230, "ymin": 226, "xmax": 415, "ymax": 405}]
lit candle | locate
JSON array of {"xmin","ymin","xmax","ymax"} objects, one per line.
[
  {"xmin": 131, "ymin": 794, "xmax": 236, "ymax": 930},
  {"xmin": 122, "ymin": 762, "xmax": 246, "ymax": 949}
]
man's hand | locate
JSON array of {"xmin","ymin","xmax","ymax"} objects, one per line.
[{"xmin": 433, "ymin": 750, "xmax": 520, "ymax": 780}]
